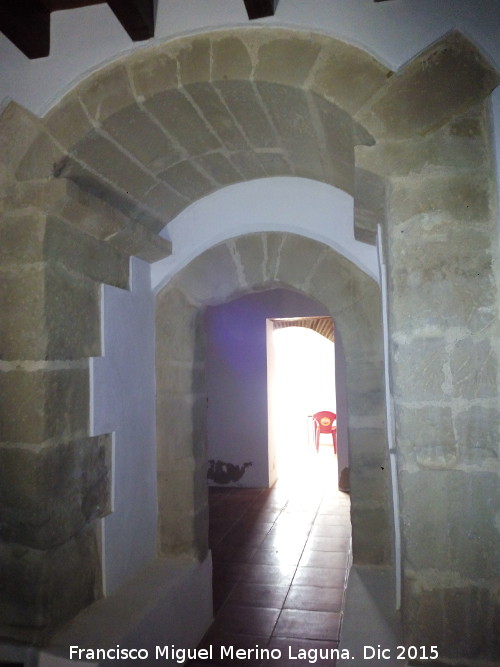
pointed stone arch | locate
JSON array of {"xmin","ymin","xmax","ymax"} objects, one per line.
[{"xmin": 156, "ymin": 232, "xmax": 390, "ymax": 566}]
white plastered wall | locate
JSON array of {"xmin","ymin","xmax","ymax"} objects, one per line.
[{"xmin": 90, "ymin": 258, "xmax": 157, "ymax": 594}]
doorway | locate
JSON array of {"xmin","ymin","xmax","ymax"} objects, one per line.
[
  {"xmin": 267, "ymin": 320, "xmax": 337, "ymax": 490},
  {"xmin": 205, "ymin": 289, "xmax": 333, "ymax": 489}
]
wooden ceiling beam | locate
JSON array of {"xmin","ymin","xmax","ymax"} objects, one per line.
[
  {"xmin": 0, "ymin": 0, "xmax": 155, "ymax": 58},
  {"xmin": 106, "ymin": 0, "xmax": 155, "ymax": 42},
  {"xmin": 0, "ymin": 0, "xmax": 51, "ymax": 59},
  {"xmin": 243, "ymin": 0, "xmax": 279, "ymax": 20}
]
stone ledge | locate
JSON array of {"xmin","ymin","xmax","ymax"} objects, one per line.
[{"xmin": 36, "ymin": 555, "xmax": 213, "ymax": 666}]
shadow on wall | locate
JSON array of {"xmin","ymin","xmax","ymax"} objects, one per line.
[{"xmin": 207, "ymin": 460, "xmax": 253, "ymax": 484}]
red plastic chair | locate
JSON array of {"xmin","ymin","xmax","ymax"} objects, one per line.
[{"xmin": 313, "ymin": 411, "xmax": 337, "ymax": 454}]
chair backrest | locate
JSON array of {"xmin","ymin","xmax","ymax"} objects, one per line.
[{"xmin": 313, "ymin": 411, "xmax": 336, "ymax": 433}]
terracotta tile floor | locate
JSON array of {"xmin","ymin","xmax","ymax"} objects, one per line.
[{"xmin": 191, "ymin": 445, "xmax": 351, "ymax": 666}]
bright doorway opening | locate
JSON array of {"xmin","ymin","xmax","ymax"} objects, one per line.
[{"xmin": 267, "ymin": 320, "xmax": 337, "ymax": 492}]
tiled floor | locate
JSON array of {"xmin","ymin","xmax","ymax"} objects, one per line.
[{"xmin": 191, "ymin": 445, "xmax": 351, "ymax": 666}]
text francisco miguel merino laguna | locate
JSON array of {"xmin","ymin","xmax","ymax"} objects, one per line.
[{"xmin": 69, "ymin": 644, "xmax": 353, "ymax": 663}]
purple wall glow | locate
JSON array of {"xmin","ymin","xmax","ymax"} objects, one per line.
[{"xmin": 205, "ymin": 288, "xmax": 330, "ymax": 487}]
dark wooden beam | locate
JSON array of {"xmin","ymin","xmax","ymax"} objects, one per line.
[
  {"xmin": 0, "ymin": 0, "xmax": 51, "ymax": 59},
  {"xmin": 243, "ymin": 0, "xmax": 278, "ymax": 20},
  {"xmin": 106, "ymin": 0, "xmax": 155, "ymax": 42},
  {"xmin": 42, "ymin": 0, "xmax": 104, "ymax": 9}
]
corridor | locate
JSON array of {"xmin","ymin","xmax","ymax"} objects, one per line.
[{"xmin": 192, "ymin": 444, "xmax": 351, "ymax": 666}]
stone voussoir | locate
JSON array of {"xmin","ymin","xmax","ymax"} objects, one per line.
[
  {"xmin": 78, "ymin": 63, "xmax": 136, "ymax": 125},
  {"xmin": 254, "ymin": 34, "xmax": 322, "ymax": 87},
  {"xmin": 309, "ymin": 35, "xmax": 390, "ymax": 115}
]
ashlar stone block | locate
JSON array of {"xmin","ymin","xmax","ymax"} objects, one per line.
[
  {"xmin": 391, "ymin": 336, "xmax": 447, "ymax": 402},
  {"xmin": 353, "ymin": 168, "xmax": 385, "ymax": 245},
  {"xmin": 359, "ymin": 31, "xmax": 499, "ymax": 139},
  {"xmin": 156, "ymin": 286, "xmax": 200, "ymax": 363},
  {"xmin": 256, "ymin": 83, "xmax": 327, "ymax": 183},
  {"xmin": 231, "ymin": 233, "xmax": 268, "ymax": 289},
  {"xmin": 345, "ymin": 359, "xmax": 385, "ymax": 417},
  {"xmin": 454, "ymin": 405, "xmax": 499, "ymax": 463},
  {"xmin": 101, "ymin": 221, "xmax": 172, "ymax": 263},
  {"xmin": 102, "ymin": 104, "xmax": 183, "ymax": 174},
  {"xmin": 402, "ymin": 579, "xmax": 445, "ymax": 651},
  {"xmin": 0, "ymin": 210, "xmax": 46, "ymax": 267},
  {"xmin": 79, "ymin": 64, "xmax": 135, "ymax": 124},
  {"xmin": 16, "ymin": 263, "xmax": 104, "ymax": 364},
  {"xmin": 347, "ymin": 426, "xmax": 388, "ymax": 469},
  {"xmin": 215, "ymin": 80, "xmax": 279, "ymax": 150},
  {"xmin": 0, "ymin": 525, "xmax": 101, "ymax": 643},
  {"xmin": 388, "ymin": 214, "xmax": 496, "ymax": 334},
  {"xmin": 0, "ymin": 435, "xmax": 111, "ymax": 550},
  {"xmin": 388, "ymin": 173, "xmax": 493, "ymax": 225},
  {"xmin": 45, "ymin": 216, "xmax": 129, "ymax": 289},
  {"xmin": 44, "ymin": 262, "xmax": 101, "ymax": 359},
  {"xmin": 334, "ymin": 289, "xmax": 383, "ymax": 361},
  {"xmin": 440, "ymin": 586, "xmax": 498, "ymax": 660},
  {"xmin": 223, "ymin": 150, "xmax": 267, "ymax": 180},
  {"xmin": 157, "ymin": 456, "xmax": 208, "ymax": 560},
  {"xmin": 273, "ymin": 234, "xmax": 326, "ymax": 293},
  {"xmin": 145, "ymin": 88, "xmax": 221, "ymax": 156},
  {"xmin": 2, "ymin": 178, "xmax": 67, "ymax": 214},
  {"xmin": 351, "ymin": 505, "xmax": 392, "ymax": 566},
  {"xmin": 177, "ymin": 37, "xmax": 211, "ymax": 86},
  {"xmin": 262, "ymin": 232, "xmax": 287, "ymax": 283},
  {"xmin": 0, "ymin": 367, "xmax": 89, "ymax": 444},
  {"xmin": 159, "ymin": 159, "xmax": 214, "ymax": 201},
  {"xmin": 394, "ymin": 273, "xmax": 496, "ymax": 337},
  {"xmin": 254, "ymin": 35, "xmax": 321, "ymax": 87},
  {"xmin": 394, "ymin": 404, "xmax": 455, "ymax": 469},
  {"xmin": 309, "ymin": 93, "xmax": 355, "ymax": 193},
  {"xmin": 71, "ymin": 130, "xmax": 156, "ymax": 201},
  {"xmin": 156, "ymin": 360, "xmax": 205, "ymax": 401},
  {"xmin": 156, "ymin": 392, "xmax": 206, "ymax": 465},
  {"xmin": 157, "ymin": 500, "xmax": 196, "ymax": 557},
  {"xmin": 400, "ymin": 470, "xmax": 499, "ymax": 579},
  {"xmin": 0, "ymin": 102, "xmax": 47, "ymax": 176},
  {"xmin": 0, "ymin": 265, "xmax": 47, "ymax": 360},
  {"xmin": 356, "ymin": 106, "xmax": 490, "ymax": 178},
  {"xmin": 15, "ymin": 130, "xmax": 66, "ymax": 182},
  {"xmin": 186, "ymin": 82, "xmax": 251, "ymax": 152},
  {"xmin": 450, "ymin": 337, "xmax": 497, "ymax": 400},
  {"xmin": 212, "ymin": 35, "xmax": 253, "ymax": 82},
  {"xmin": 306, "ymin": 254, "xmax": 355, "ymax": 315},
  {"xmin": 173, "ymin": 242, "xmax": 241, "ymax": 306},
  {"xmin": 254, "ymin": 150, "xmax": 291, "ymax": 177},
  {"xmin": 144, "ymin": 181, "xmax": 187, "ymax": 226},
  {"xmin": 45, "ymin": 95, "xmax": 94, "ymax": 151},
  {"xmin": 195, "ymin": 152, "xmax": 243, "ymax": 187},
  {"xmin": 311, "ymin": 38, "xmax": 389, "ymax": 114},
  {"xmin": 349, "ymin": 460, "xmax": 388, "ymax": 508},
  {"xmin": 128, "ymin": 48, "xmax": 178, "ymax": 100},
  {"xmin": 50, "ymin": 179, "xmax": 130, "ymax": 242}
]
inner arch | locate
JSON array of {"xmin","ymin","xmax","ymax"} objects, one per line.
[
  {"xmin": 152, "ymin": 177, "xmax": 378, "ymax": 290},
  {"xmin": 155, "ymin": 231, "xmax": 391, "ymax": 569}
]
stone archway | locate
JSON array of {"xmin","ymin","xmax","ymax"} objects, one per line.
[
  {"xmin": 1, "ymin": 23, "xmax": 498, "ymax": 662},
  {"xmin": 155, "ymin": 232, "xmax": 390, "ymax": 567}
]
